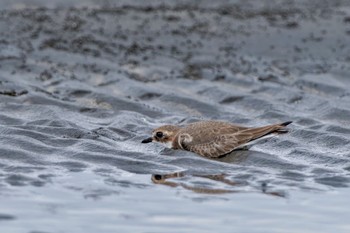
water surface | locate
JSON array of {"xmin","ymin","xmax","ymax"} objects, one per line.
[{"xmin": 1, "ymin": 0, "xmax": 350, "ymax": 232}]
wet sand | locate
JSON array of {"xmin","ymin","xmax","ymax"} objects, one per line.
[{"xmin": 1, "ymin": 0, "xmax": 350, "ymax": 232}]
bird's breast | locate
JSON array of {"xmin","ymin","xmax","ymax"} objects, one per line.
[{"xmin": 164, "ymin": 141, "xmax": 174, "ymax": 148}]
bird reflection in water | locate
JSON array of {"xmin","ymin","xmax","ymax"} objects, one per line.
[{"xmin": 151, "ymin": 171, "xmax": 286, "ymax": 197}]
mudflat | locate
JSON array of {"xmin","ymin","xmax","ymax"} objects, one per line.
[{"xmin": 1, "ymin": 1, "xmax": 350, "ymax": 232}]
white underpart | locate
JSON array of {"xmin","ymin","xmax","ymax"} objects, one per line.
[
  {"xmin": 164, "ymin": 141, "xmax": 173, "ymax": 148},
  {"xmin": 177, "ymin": 133, "xmax": 193, "ymax": 150},
  {"xmin": 182, "ymin": 134, "xmax": 193, "ymax": 143}
]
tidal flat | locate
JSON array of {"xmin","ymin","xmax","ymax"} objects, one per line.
[{"xmin": 0, "ymin": 0, "xmax": 350, "ymax": 232}]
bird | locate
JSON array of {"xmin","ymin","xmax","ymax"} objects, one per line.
[{"xmin": 141, "ymin": 120, "xmax": 292, "ymax": 158}]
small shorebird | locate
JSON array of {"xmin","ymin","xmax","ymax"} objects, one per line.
[{"xmin": 142, "ymin": 120, "xmax": 292, "ymax": 158}]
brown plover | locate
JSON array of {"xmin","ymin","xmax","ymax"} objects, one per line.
[{"xmin": 142, "ymin": 120, "xmax": 292, "ymax": 158}]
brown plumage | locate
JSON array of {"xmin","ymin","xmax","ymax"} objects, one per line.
[{"xmin": 142, "ymin": 120, "xmax": 292, "ymax": 158}]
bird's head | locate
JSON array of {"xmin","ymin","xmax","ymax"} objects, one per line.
[{"xmin": 141, "ymin": 125, "xmax": 181, "ymax": 148}]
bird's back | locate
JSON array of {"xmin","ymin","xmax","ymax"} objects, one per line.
[
  {"xmin": 172, "ymin": 120, "xmax": 291, "ymax": 158},
  {"xmin": 176, "ymin": 120, "xmax": 248, "ymax": 145}
]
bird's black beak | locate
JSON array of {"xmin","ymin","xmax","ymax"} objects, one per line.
[{"xmin": 141, "ymin": 137, "xmax": 153, "ymax": 143}]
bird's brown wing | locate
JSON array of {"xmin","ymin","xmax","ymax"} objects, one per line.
[
  {"xmin": 173, "ymin": 121, "xmax": 249, "ymax": 157},
  {"xmin": 184, "ymin": 133, "xmax": 254, "ymax": 158},
  {"xmin": 180, "ymin": 121, "xmax": 248, "ymax": 145},
  {"xmin": 178, "ymin": 122, "xmax": 290, "ymax": 158}
]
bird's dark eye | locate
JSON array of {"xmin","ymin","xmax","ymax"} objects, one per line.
[{"xmin": 156, "ymin": 132, "xmax": 163, "ymax": 138}]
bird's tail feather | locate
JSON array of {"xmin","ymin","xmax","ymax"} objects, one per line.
[{"xmin": 240, "ymin": 121, "xmax": 292, "ymax": 142}]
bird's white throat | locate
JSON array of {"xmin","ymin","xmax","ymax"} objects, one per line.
[{"xmin": 163, "ymin": 141, "xmax": 173, "ymax": 148}]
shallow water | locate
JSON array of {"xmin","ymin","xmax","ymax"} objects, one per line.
[{"xmin": 1, "ymin": 0, "xmax": 350, "ymax": 232}]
